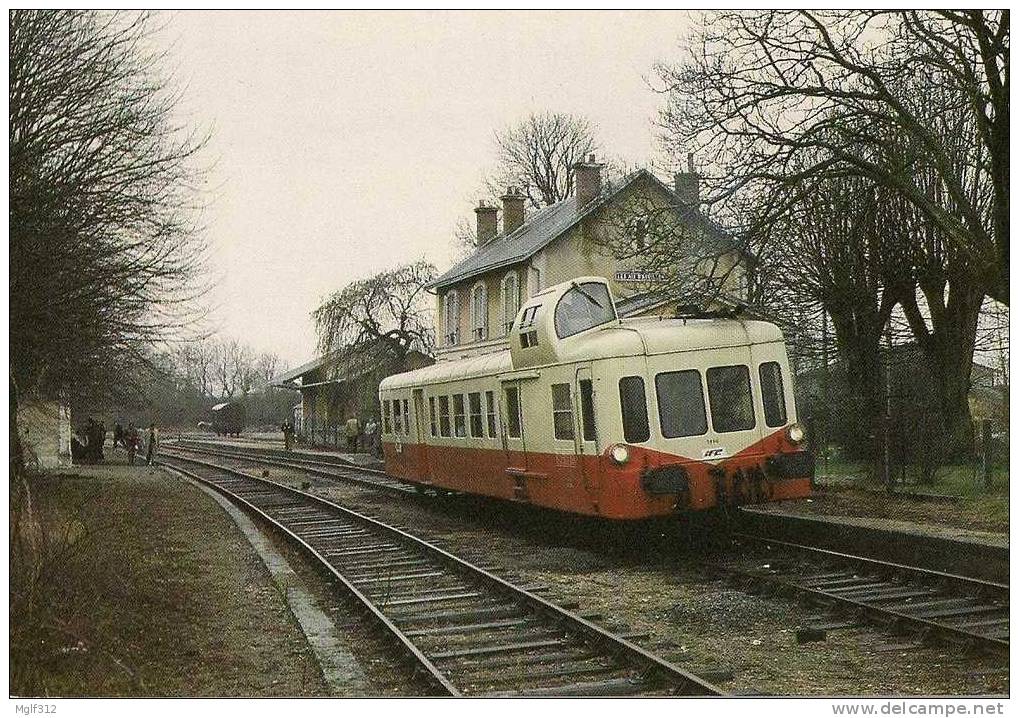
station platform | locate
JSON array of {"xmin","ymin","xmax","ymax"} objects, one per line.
[{"xmin": 172, "ymin": 432, "xmax": 385, "ymax": 471}]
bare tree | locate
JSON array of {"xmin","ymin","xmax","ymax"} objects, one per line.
[
  {"xmin": 659, "ymin": 10, "xmax": 1008, "ymax": 305},
  {"xmin": 9, "ymin": 10, "xmax": 208, "ymax": 458},
  {"xmin": 313, "ymin": 260, "xmax": 436, "ymax": 371},
  {"xmin": 488, "ymin": 112, "xmax": 599, "ymax": 208}
]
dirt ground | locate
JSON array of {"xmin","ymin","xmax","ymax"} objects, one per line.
[
  {"xmin": 10, "ymin": 462, "xmax": 326, "ymax": 697},
  {"xmin": 206, "ymin": 452, "xmax": 1008, "ymax": 697}
]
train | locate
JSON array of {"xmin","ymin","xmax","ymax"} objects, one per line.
[
  {"xmin": 209, "ymin": 401, "xmax": 245, "ymax": 437},
  {"xmin": 379, "ymin": 276, "xmax": 813, "ymax": 520}
]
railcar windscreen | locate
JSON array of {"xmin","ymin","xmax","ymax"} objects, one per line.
[
  {"xmin": 554, "ymin": 282, "xmax": 615, "ymax": 338},
  {"xmin": 706, "ymin": 365, "xmax": 756, "ymax": 433},
  {"xmin": 618, "ymin": 376, "xmax": 651, "ymax": 443},
  {"xmin": 759, "ymin": 362, "xmax": 788, "ymax": 427},
  {"xmin": 655, "ymin": 370, "xmax": 708, "ymax": 438}
]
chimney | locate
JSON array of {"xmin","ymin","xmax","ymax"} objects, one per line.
[
  {"xmin": 674, "ymin": 152, "xmax": 700, "ymax": 206},
  {"xmin": 573, "ymin": 153, "xmax": 604, "ymax": 208},
  {"xmin": 500, "ymin": 186, "xmax": 526, "ymax": 235},
  {"xmin": 475, "ymin": 201, "xmax": 499, "ymax": 246}
]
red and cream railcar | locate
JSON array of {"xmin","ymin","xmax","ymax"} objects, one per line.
[{"xmin": 379, "ymin": 277, "xmax": 813, "ymax": 520}]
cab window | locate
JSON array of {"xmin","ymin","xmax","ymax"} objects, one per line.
[
  {"xmin": 485, "ymin": 391, "xmax": 497, "ymax": 438},
  {"xmin": 468, "ymin": 392, "xmax": 484, "ymax": 437},
  {"xmin": 706, "ymin": 365, "xmax": 756, "ymax": 433},
  {"xmin": 618, "ymin": 376, "xmax": 650, "ymax": 443},
  {"xmin": 579, "ymin": 379, "xmax": 596, "ymax": 442},
  {"xmin": 551, "ymin": 383, "xmax": 575, "ymax": 440},
  {"xmin": 428, "ymin": 396, "xmax": 437, "ymax": 437},
  {"xmin": 655, "ymin": 370, "xmax": 707, "ymax": 438},
  {"xmin": 554, "ymin": 282, "xmax": 615, "ymax": 338},
  {"xmin": 438, "ymin": 396, "xmax": 451, "ymax": 437},
  {"xmin": 452, "ymin": 394, "xmax": 466, "ymax": 437},
  {"xmin": 759, "ymin": 362, "xmax": 788, "ymax": 427},
  {"xmin": 505, "ymin": 386, "xmax": 522, "ymax": 438}
]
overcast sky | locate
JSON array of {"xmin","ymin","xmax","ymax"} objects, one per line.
[{"xmin": 157, "ymin": 10, "xmax": 696, "ymax": 367}]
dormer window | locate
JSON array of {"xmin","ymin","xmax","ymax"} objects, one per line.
[
  {"xmin": 470, "ymin": 282, "xmax": 488, "ymax": 341},
  {"xmin": 444, "ymin": 290, "xmax": 460, "ymax": 346}
]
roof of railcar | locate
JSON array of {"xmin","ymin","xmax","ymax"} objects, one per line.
[{"xmin": 379, "ymin": 318, "xmax": 784, "ymax": 391}]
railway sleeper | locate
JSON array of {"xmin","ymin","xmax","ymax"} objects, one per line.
[
  {"xmin": 468, "ymin": 661, "xmax": 620, "ymax": 692},
  {"xmin": 492, "ymin": 675, "xmax": 653, "ymax": 697}
]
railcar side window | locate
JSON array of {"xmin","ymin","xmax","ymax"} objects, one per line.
[
  {"xmin": 402, "ymin": 399, "xmax": 410, "ymax": 436},
  {"xmin": 393, "ymin": 398, "xmax": 403, "ymax": 434},
  {"xmin": 428, "ymin": 397, "xmax": 437, "ymax": 437},
  {"xmin": 485, "ymin": 391, "xmax": 497, "ymax": 437},
  {"xmin": 759, "ymin": 362, "xmax": 788, "ymax": 427},
  {"xmin": 468, "ymin": 392, "xmax": 484, "ymax": 438},
  {"xmin": 551, "ymin": 383, "xmax": 575, "ymax": 440},
  {"xmin": 554, "ymin": 282, "xmax": 615, "ymax": 339},
  {"xmin": 453, "ymin": 394, "xmax": 467, "ymax": 438},
  {"xmin": 579, "ymin": 379, "xmax": 596, "ymax": 442},
  {"xmin": 505, "ymin": 387, "xmax": 522, "ymax": 438},
  {"xmin": 706, "ymin": 365, "xmax": 756, "ymax": 433},
  {"xmin": 655, "ymin": 370, "xmax": 708, "ymax": 438},
  {"xmin": 618, "ymin": 376, "xmax": 650, "ymax": 443},
  {"xmin": 383, "ymin": 400, "xmax": 392, "ymax": 434},
  {"xmin": 438, "ymin": 396, "xmax": 451, "ymax": 437}
]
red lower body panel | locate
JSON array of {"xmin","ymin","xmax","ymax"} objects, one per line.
[{"xmin": 383, "ymin": 430, "xmax": 812, "ymax": 520}]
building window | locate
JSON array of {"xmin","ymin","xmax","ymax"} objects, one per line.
[
  {"xmin": 402, "ymin": 399, "xmax": 410, "ymax": 436},
  {"xmin": 452, "ymin": 394, "xmax": 466, "ymax": 437},
  {"xmin": 428, "ymin": 396, "xmax": 437, "ymax": 437},
  {"xmin": 485, "ymin": 390, "xmax": 497, "ymax": 438},
  {"xmin": 706, "ymin": 365, "xmax": 756, "ymax": 433},
  {"xmin": 501, "ymin": 271, "xmax": 520, "ymax": 335},
  {"xmin": 759, "ymin": 362, "xmax": 788, "ymax": 427},
  {"xmin": 438, "ymin": 396, "xmax": 451, "ymax": 437},
  {"xmin": 468, "ymin": 392, "xmax": 483, "ymax": 437},
  {"xmin": 655, "ymin": 370, "xmax": 707, "ymax": 438},
  {"xmin": 505, "ymin": 386, "xmax": 522, "ymax": 438},
  {"xmin": 551, "ymin": 383, "xmax": 575, "ymax": 441},
  {"xmin": 383, "ymin": 400, "xmax": 392, "ymax": 434},
  {"xmin": 618, "ymin": 376, "xmax": 650, "ymax": 443},
  {"xmin": 579, "ymin": 379, "xmax": 596, "ymax": 442},
  {"xmin": 444, "ymin": 290, "xmax": 460, "ymax": 346},
  {"xmin": 470, "ymin": 282, "xmax": 488, "ymax": 341},
  {"xmin": 393, "ymin": 398, "xmax": 403, "ymax": 434}
]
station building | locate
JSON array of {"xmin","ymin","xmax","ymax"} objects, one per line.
[
  {"xmin": 428, "ymin": 155, "xmax": 746, "ymax": 362},
  {"xmin": 278, "ymin": 154, "xmax": 743, "ymax": 447},
  {"xmin": 273, "ymin": 341, "xmax": 432, "ymax": 447}
]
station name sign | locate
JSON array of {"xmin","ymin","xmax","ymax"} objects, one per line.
[{"xmin": 614, "ymin": 270, "xmax": 664, "ymax": 283}]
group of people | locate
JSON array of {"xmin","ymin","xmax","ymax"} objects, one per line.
[
  {"xmin": 345, "ymin": 415, "xmax": 381, "ymax": 457},
  {"xmin": 280, "ymin": 414, "xmax": 382, "ymax": 458},
  {"xmin": 72, "ymin": 420, "xmax": 160, "ymax": 465}
]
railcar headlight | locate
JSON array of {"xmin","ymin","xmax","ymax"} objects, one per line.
[
  {"xmin": 610, "ymin": 444, "xmax": 630, "ymax": 465},
  {"xmin": 786, "ymin": 423, "xmax": 805, "ymax": 444}
]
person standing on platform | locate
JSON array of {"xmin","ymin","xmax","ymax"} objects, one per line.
[
  {"xmin": 363, "ymin": 416, "xmax": 378, "ymax": 458},
  {"xmin": 146, "ymin": 423, "xmax": 159, "ymax": 465},
  {"xmin": 126, "ymin": 424, "xmax": 138, "ymax": 465},
  {"xmin": 344, "ymin": 415, "xmax": 359, "ymax": 452}
]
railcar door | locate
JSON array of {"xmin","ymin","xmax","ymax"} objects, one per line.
[
  {"xmin": 574, "ymin": 365, "xmax": 598, "ymax": 493},
  {"xmin": 500, "ymin": 380, "xmax": 528, "ymax": 499},
  {"xmin": 412, "ymin": 388, "xmax": 429, "ymax": 478}
]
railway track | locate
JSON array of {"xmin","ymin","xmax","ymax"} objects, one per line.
[
  {"xmin": 158, "ymin": 450, "xmax": 722, "ymax": 697},
  {"xmin": 717, "ymin": 535, "xmax": 1009, "ymax": 657},
  {"xmin": 165, "ymin": 440, "xmax": 1010, "ymax": 660}
]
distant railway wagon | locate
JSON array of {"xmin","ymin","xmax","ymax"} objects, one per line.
[
  {"xmin": 209, "ymin": 401, "xmax": 245, "ymax": 437},
  {"xmin": 379, "ymin": 277, "xmax": 813, "ymax": 520}
]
